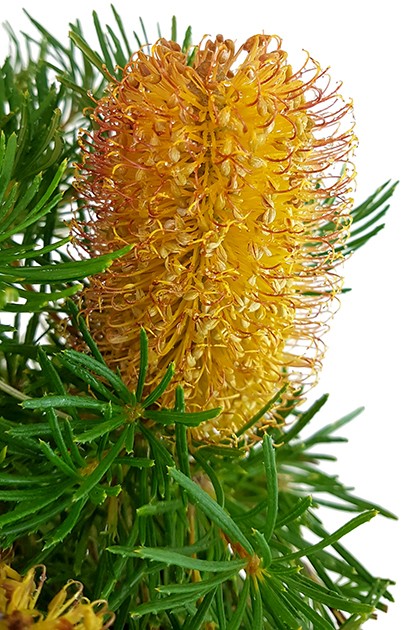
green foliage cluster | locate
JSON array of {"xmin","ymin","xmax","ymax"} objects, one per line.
[{"xmin": 0, "ymin": 8, "xmax": 398, "ymax": 629}]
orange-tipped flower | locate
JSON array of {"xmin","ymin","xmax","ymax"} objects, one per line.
[
  {"xmin": 0, "ymin": 561, "xmax": 114, "ymax": 628},
  {"xmin": 73, "ymin": 34, "xmax": 355, "ymax": 440}
]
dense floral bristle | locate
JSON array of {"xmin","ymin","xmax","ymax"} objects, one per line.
[
  {"xmin": 73, "ymin": 34, "xmax": 356, "ymax": 441},
  {"xmin": 0, "ymin": 561, "xmax": 114, "ymax": 628}
]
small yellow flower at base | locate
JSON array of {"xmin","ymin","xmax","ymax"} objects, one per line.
[
  {"xmin": 0, "ymin": 562, "xmax": 114, "ymax": 629},
  {"xmin": 73, "ymin": 34, "xmax": 356, "ymax": 442}
]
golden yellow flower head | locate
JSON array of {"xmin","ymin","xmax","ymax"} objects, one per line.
[
  {"xmin": 0, "ymin": 561, "xmax": 114, "ymax": 629},
  {"xmin": 73, "ymin": 34, "xmax": 355, "ymax": 440}
]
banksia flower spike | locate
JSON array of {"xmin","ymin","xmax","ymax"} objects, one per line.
[
  {"xmin": 0, "ymin": 561, "xmax": 114, "ymax": 628},
  {"xmin": 74, "ymin": 34, "xmax": 356, "ymax": 440},
  {"xmin": 0, "ymin": 13, "xmax": 397, "ymax": 629}
]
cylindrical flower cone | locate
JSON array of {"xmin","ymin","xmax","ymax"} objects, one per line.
[{"xmin": 73, "ymin": 34, "xmax": 356, "ymax": 441}]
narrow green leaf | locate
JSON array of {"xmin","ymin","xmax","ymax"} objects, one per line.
[
  {"xmin": 137, "ymin": 499, "xmax": 182, "ymax": 517},
  {"xmin": 171, "ymin": 16, "xmax": 177, "ymax": 42},
  {"xmin": 46, "ymin": 408, "xmax": 75, "ymax": 468},
  {"xmin": 319, "ymin": 488, "xmax": 397, "ymax": 520},
  {"xmin": 227, "ymin": 576, "xmax": 250, "ymax": 630},
  {"xmin": 115, "ymin": 456, "xmax": 154, "ymax": 468},
  {"xmin": 0, "ymin": 160, "xmax": 66, "ymax": 244},
  {"xmin": 285, "ymin": 587, "xmax": 335, "ymax": 629},
  {"xmin": 341, "ymin": 180, "xmax": 398, "ymax": 253},
  {"xmin": 193, "ymin": 450, "xmax": 225, "ymax": 507},
  {"xmin": 0, "ymin": 183, "xmax": 18, "ymax": 227},
  {"xmin": 344, "ymin": 226, "xmax": 384, "ymax": 253},
  {"xmin": 232, "ymin": 499, "xmax": 267, "ymax": 524},
  {"xmin": 183, "ymin": 588, "xmax": 217, "ymax": 630},
  {"xmin": 74, "ymin": 416, "xmax": 125, "ymax": 443},
  {"xmin": 37, "ymin": 347, "xmax": 66, "ymax": 395},
  {"xmin": 24, "ymin": 11, "xmax": 70, "ymax": 57},
  {"xmin": 0, "ymin": 473, "xmax": 63, "ymax": 486},
  {"xmin": 314, "ymin": 528, "xmax": 393, "ymax": 601},
  {"xmin": 260, "ymin": 579, "xmax": 301, "ymax": 629},
  {"xmin": 92, "ymin": 11, "xmax": 115, "ymax": 74},
  {"xmin": 0, "ymin": 324, "xmax": 15, "ymax": 333},
  {"xmin": 198, "ymin": 445, "xmax": 244, "ymax": 459},
  {"xmin": 251, "ymin": 580, "xmax": 263, "ymax": 630},
  {"xmin": 100, "ymin": 525, "xmax": 140, "ymax": 601},
  {"xmin": 142, "ymin": 361, "xmax": 175, "ymax": 407},
  {"xmin": 124, "ymin": 421, "xmax": 135, "ymax": 454},
  {"xmin": 304, "ymin": 407, "xmax": 364, "ymax": 447},
  {"xmin": 0, "ymin": 245, "xmax": 133, "ymax": 283},
  {"xmin": 56, "ymin": 73, "xmax": 93, "ymax": 106},
  {"xmin": 22, "ymin": 394, "xmax": 110, "ymax": 412},
  {"xmin": 236, "ymin": 384, "xmax": 288, "ymax": 437},
  {"xmin": 339, "ymin": 614, "xmax": 369, "ymax": 630},
  {"xmin": 106, "ymin": 24, "xmax": 128, "ymax": 69},
  {"xmin": 130, "ymin": 590, "xmax": 199, "ymax": 617},
  {"xmin": 43, "ymin": 497, "xmax": 88, "ymax": 549},
  {"xmin": 0, "ymin": 132, "xmax": 17, "ymax": 205},
  {"xmin": 73, "ymin": 427, "xmax": 129, "ymax": 501},
  {"xmin": 66, "ymin": 300, "xmax": 107, "ymax": 365},
  {"xmin": 133, "ymin": 28, "xmax": 143, "ymax": 50},
  {"xmin": 106, "ymin": 569, "xmax": 145, "ymax": 612},
  {"xmin": 0, "ymin": 198, "xmax": 60, "ymax": 245},
  {"xmin": 0, "ymin": 485, "xmax": 63, "ymax": 502},
  {"xmin": 14, "ymin": 285, "xmax": 81, "ymax": 309},
  {"xmin": 263, "ymin": 434, "xmax": 278, "ymax": 541},
  {"xmin": 30, "ymin": 159, "xmax": 66, "ymax": 208},
  {"xmin": 349, "ymin": 207, "xmax": 388, "ymax": 240},
  {"xmin": 182, "ymin": 26, "xmax": 192, "ymax": 52},
  {"xmin": 279, "ymin": 394, "xmax": 329, "ymax": 445},
  {"xmin": 69, "ymin": 30, "xmax": 111, "ymax": 78},
  {"xmin": 138, "ymin": 17, "xmax": 149, "ymax": 48},
  {"xmin": 351, "ymin": 181, "xmax": 396, "ymax": 222},
  {"xmin": 0, "ymin": 496, "xmax": 72, "ymax": 544},
  {"xmin": 0, "ymin": 425, "xmax": 42, "ymax": 455},
  {"xmin": 140, "ymin": 424, "xmax": 175, "ymax": 467},
  {"xmin": 251, "ymin": 529, "xmax": 272, "ymax": 567},
  {"xmin": 158, "ymin": 570, "xmax": 238, "ymax": 595},
  {"xmin": 215, "ymin": 584, "xmax": 227, "ymax": 630},
  {"xmin": 175, "ymin": 386, "xmax": 191, "ymax": 479},
  {"xmin": 64, "ymin": 419, "xmax": 86, "ymax": 466},
  {"xmin": 108, "ymin": 545, "xmax": 247, "ymax": 573},
  {"xmin": 135, "ymin": 327, "xmax": 148, "ymax": 401},
  {"xmin": 168, "ymin": 467, "xmax": 254, "ymax": 555},
  {"xmin": 273, "ymin": 510, "xmax": 378, "ymax": 564},
  {"xmin": 58, "ymin": 355, "xmax": 121, "ymax": 404},
  {"xmin": 175, "ymin": 385, "xmax": 185, "ymax": 413},
  {"xmin": 1, "ymin": 236, "xmax": 70, "ymax": 262},
  {"xmin": 111, "ymin": 4, "xmax": 132, "ymax": 57},
  {"xmin": 137, "ymin": 460, "xmax": 151, "ymax": 546},
  {"xmin": 143, "ymin": 407, "xmax": 221, "ymax": 426},
  {"xmin": 61, "ymin": 349, "xmax": 133, "ymax": 403},
  {"xmin": 275, "ymin": 496, "xmax": 313, "ymax": 529},
  {"xmin": 0, "ymin": 479, "xmax": 72, "ymax": 527},
  {"xmin": 285, "ymin": 574, "xmax": 375, "ymax": 614},
  {"xmin": 5, "ymin": 422, "xmax": 50, "ymax": 439},
  {"xmin": 38, "ymin": 440, "xmax": 81, "ymax": 479}
]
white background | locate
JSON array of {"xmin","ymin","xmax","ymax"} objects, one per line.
[{"xmin": 1, "ymin": 1, "xmax": 401, "ymax": 627}]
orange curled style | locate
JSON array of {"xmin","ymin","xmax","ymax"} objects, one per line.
[{"xmin": 73, "ymin": 34, "xmax": 356, "ymax": 442}]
